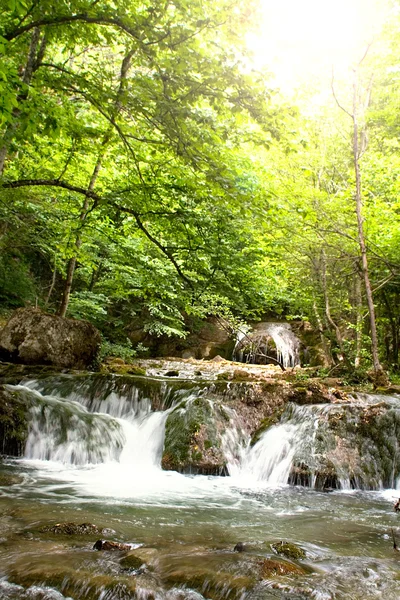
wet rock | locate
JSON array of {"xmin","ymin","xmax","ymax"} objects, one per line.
[
  {"xmin": 165, "ymin": 370, "xmax": 180, "ymax": 377},
  {"xmin": 234, "ymin": 542, "xmax": 246, "ymax": 552},
  {"xmin": 93, "ymin": 539, "xmax": 132, "ymax": 551},
  {"xmin": 8, "ymin": 560, "xmax": 138, "ymax": 600},
  {"xmin": 162, "ymin": 396, "xmax": 227, "ymax": 473},
  {"xmin": 210, "ymin": 355, "xmax": 226, "ymax": 362},
  {"xmin": 120, "ymin": 553, "xmax": 145, "ymax": 570},
  {"xmin": 160, "ymin": 553, "xmax": 256, "ymax": 600},
  {"xmin": 100, "ymin": 361, "xmax": 146, "ymax": 376},
  {"xmin": 0, "ymin": 472, "xmax": 23, "ymax": 486},
  {"xmin": 260, "ymin": 558, "xmax": 306, "ymax": 577},
  {"xmin": 250, "ymin": 408, "xmax": 285, "ymax": 446},
  {"xmin": 0, "ymin": 307, "xmax": 101, "ymax": 369},
  {"xmin": 271, "ymin": 541, "xmax": 306, "ymax": 560},
  {"xmin": 0, "ymin": 385, "xmax": 29, "ymax": 456},
  {"xmin": 40, "ymin": 522, "xmax": 108, "ymax": 536}
]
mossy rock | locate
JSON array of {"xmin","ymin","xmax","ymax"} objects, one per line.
[
  {"xmin": 101, "ymin": 363, "xmax": 146, "ymax": 376},
  {"xmin": 217, "ymin": 372, "xmax": 231, "ymax": 381},
  {"xmin": 271, "ymin": 541, "xmax": 306, "ymax": 560},
  {"xmin": 260, "ymin": 558, "xmax": 306, "ymax": 577},
  {"xmin": 250, "ymin": 408, "xmax": 284, "ymax": 446},
  {"xmin": 40, "ymin": 522, "xmax": 108, "ymax": 536},
  {"xmin": 120, "ymin": 553, "xmax": 145, "ymax": 570},
  {"xmin": 162, "ymin": 397, "xmax": 225, "ymax": 472},
  {"xmin": 0, "ymin": 385, "xmax": 29, "ymax": 456},
  {"xmin": 9, "ymin": 565, "xmax": 137, "ymax": 600},
  {"xmin": 0, "ymin": 472, "xmax": 24, "ymax": 486},
  {"xmin": 232, "ymin": 369, "xmax": 256, "ymax": 382}
]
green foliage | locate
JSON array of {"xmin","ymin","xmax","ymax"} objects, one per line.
[
  {"xmin": 0, "ymin": 0, "xmax": 399, "ymax": 372},
  {"xmin": 99, "ymin": 339, "xmax": 136, "ymax": 362}
]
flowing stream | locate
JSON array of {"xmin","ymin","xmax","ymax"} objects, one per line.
[{"xmin": 1, "ymin": 375, "xmax": 400, "ymax": 599}]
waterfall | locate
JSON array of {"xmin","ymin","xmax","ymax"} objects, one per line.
[
  {"xmin": 6, "ymin": 375, "xmax": 400, "ymax": 493},
  {"xmin": 224, "ymin": 404, "xmax": 320, "ymax": 486},
  {"xmin": 233, "ymin": 322, "xmax": 300, "ymax": 368},
  {"xmin": 264, "ymin": 323, "xmax": 300, "ymax": 368},
  {"xmin": 8, "ymin": 378, "xmax": 190, "ymax": 470}
]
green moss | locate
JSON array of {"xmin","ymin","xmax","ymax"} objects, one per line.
[
  {"xmin": 217, "ymin": 372, "xmax": 230, "ymax": 381},
  {"xmin": 271, "ymin": 541, "xmax": 306, "ymax": 560},
  {"xmin": 120, "ymin": 554, "xmax": 144, "ymax": 570},
  {"xmin": 250, "ymin": 408, "xmax": 284, "ymax": 446},
  {"xmin": 0, "ymin": 386, "xmax": 29, "ymax": 456},
  {"xmin": 162, "ymin": 398, "xmax": 217, "ymax": 470}
]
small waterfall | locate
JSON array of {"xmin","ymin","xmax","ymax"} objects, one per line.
[
  {"xmin": 233, "ymin": 322, "xmax": 300, "ymax": 368},
  {"xmin": 265, "ymin": 323, "xmax": 300, "ymax": 368},
  {"xmin": 225, "ymin": 404, "xmax": 320, "ymax": 486},
  {"xmin": 7, "ymin": 378, "xmax": 193, "ymax": 470},
  {"xmin": 23, "ymin": 389, "xmax": 126, "ymax": 464}
]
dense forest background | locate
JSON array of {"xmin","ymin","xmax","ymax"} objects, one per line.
[{"xmin": 1, "ymin": 0, "xmax": 400, "ymax": 377}]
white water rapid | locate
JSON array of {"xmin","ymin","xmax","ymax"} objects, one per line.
[
  {"xmin": 8, "ymin": 377, "xmax": 400, "ymax": 499},
  {"xmin": 223, "ymin": 404, "xmax": 321, "ymax": 487}
]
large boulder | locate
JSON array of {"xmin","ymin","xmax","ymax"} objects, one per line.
[{"xmin": 0, "ymin": 308, "xmax": 101, "ymax": 369}]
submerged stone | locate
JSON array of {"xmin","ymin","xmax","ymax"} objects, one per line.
[
  {"xmin": 260, "ymin": 558, "xmax": 306, "ymax": 577},
  {"xmin": 0, "ymin": 472, "xmax": 23, "ymax": 486},
  {"xmin": 93, "ymin": 540, "xmax": 132, "ymax": 551},
  {"xmin": 271, "ymin": 541, "xmax": 306, "ymax": 560},
  {"xmin": 120, "ymin": 553, "xmax": 145, "ymax": 570},
  {"xmin": 40, "ymin": 522, "xmax": 108, "ymax": 536}
]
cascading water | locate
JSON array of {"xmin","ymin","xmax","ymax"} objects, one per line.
[
  {"xmin": 233, "ymin": 322, "xmax": 300, "ymax": 368},
  {"xmin": 3, "ymin": 374, "xmax": 400, "ymax": 599},
  {"xmin": 223, "ymin": 404, "xmax": 320, "ymax": 486}
]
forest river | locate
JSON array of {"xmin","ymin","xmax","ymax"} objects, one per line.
[{"xmin": 1, "ymin": 373, "xmax": 400, "ymax": 599}]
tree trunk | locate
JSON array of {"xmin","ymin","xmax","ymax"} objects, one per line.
[
  {"xmin": 352, "ymin": 68, "xmax": 387, "ymax": 384},
  {"xmin": 57, "ymin": 173, "xmax": 96, "ymax": 318},
  {"xmin": 312, "ymin": 300, "xmax": 334, "ymax": 367},
  {"xmin": 354, "ymin": 271, "xmax": 363, "ymax": 368}
]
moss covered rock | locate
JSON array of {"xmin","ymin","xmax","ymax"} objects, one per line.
[
  {"xmin": 40, "ymin": 522, "xmax": 108, "ymax": 536},
  {"xmin": 0, "ymin": 385, "xmax": 29, "ymax": 456},
  {"xmin": 0, "ymin": 307, "xmax": 101, "ymax": 369},
  {"xmin": 260, "ymin": 558, "xmax": 306, "ymax": 577},
  {"xmin": 271, "ymin": 541, "xmax": 306, "ymax": 560},
  {"xmin": 162, "ymin": 396, "xmax": 227, "ymax": 474}
]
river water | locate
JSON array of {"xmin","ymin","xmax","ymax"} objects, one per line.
[{"xmin": 1, "ymin": 376, "xmax": 400, "ymax": 599}]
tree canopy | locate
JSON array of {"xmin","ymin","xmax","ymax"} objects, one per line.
[{"xmin": 1, "ymin": 0, "xmax": 400, "ymax": 375}]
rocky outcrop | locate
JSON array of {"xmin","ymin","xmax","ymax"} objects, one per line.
[
  {"xmin": 162, "ymin": 396, "xmax": 228, "ymax": 474},
  {"xmin": 128, "ymin": 316, "xmax": 234, "ymax": 359},
  {"xmin": 0, "ymin": 308, "xmax": 101, "ymax": 369}
]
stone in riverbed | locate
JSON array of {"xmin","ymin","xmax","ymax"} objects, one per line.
[
  {"xmin": 260, "ymin": 558, "xmax": 307, "ymax": 577},
  {"xmin": 40, "ymin": 522, "xmax": 109, "ymax": 536},
  {"xmin": 271, "ymin": 541, "xmax": 306, "ymax": 560},
  {"xmin": 0, "ymin": 307, "xmax": 101, "ymax": 369},
  {"xmin": 93, "ymin": 539, "xmax": 132, "ymax": 551},
  {"xmin": 234, "ymin": 542, "xmax": 246, "ymax": 552}
]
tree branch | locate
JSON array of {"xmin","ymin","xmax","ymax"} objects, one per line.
[
  {"xmin": 116, "ymin": 204, "xmax": 194, "ymax": 288},
  {"xmin": 2, "ymin": 178, "xmax": 101, "ymax": 200}
]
